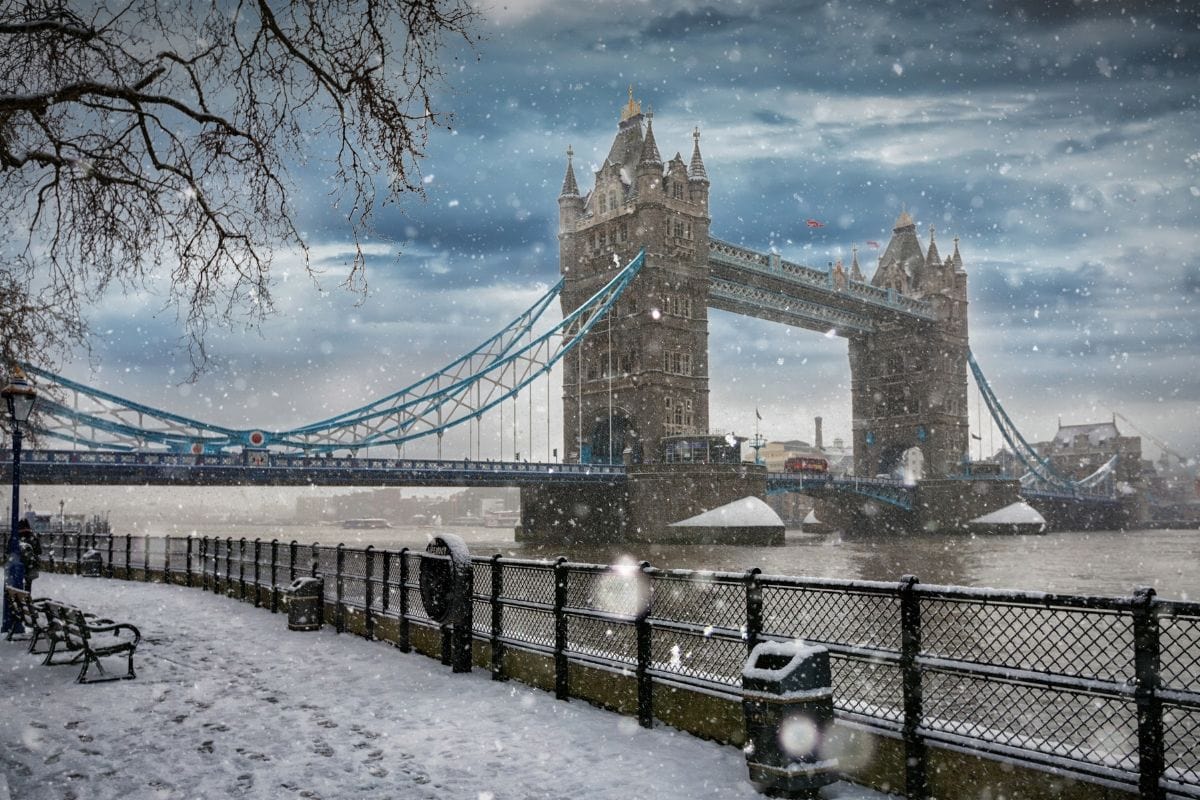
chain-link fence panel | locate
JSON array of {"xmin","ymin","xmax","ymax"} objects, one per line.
[
  {"xmin": 830, "ymin": 655, "xmax": 904, "ymax": 722},
  {"xmin": 567, "ymin": 566, "xmax": 644, "ymax": 619},
  {"xmin": 340, "ymin": 548, "xmax": 368, "ymax": 609},
  {"xmin": 566, "ymin": 614, "xmax": 637, "ymax": 669},
  {"xmin": 1160, "ymin": 606, "xmax": 1200, "ymax": 693},
  {"xmin": 498, "ymin": 563, "xmax": 555, "ymax": 607},
  {"xmin": 921, "ymin": 597, "xmax": 1133, "ymax": 682},
  {"xmin": 649, "ymin": 625, "xmax": 745, "ymax": 689},
  {"xmin": 650, "ymin": 572, "xmax": 744, "ymax": 632},
  {"xmin": 1163, "ymin": 702, "xmax": 1200, "ymax": 792},
  {"xmin": 921, "ymin": 670, "xmax": 1138, "ymax": 774},
  {"xmin": 762, "ymin": 583, "xmax": 901, "ymax": 652},
  {"xmin": 501, "ymin": 604, "xmax": 554, "ymax": 650}
]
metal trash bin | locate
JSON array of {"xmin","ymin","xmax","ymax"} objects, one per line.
[
  {"xmin": 80, "ymin": 549, "xmax": 104, "ymax": 578},
  {"xmin": 742, "ymin": 640, "xmax": 837, "ymax": 798},
  {"xmin": 286, "ymin": 577, "xmax": 324, "ymax": 631}
]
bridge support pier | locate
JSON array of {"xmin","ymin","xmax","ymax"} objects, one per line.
[
  {"xmin": 518, "ymin": 463, "xmax": 771, "ymax": 545},
  {"xmin": 812, "ymin": 478, "xmax": 1023, "ymax": 535}
]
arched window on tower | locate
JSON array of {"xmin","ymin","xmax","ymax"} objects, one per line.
[
  {"xmin": 609, "ymin": 191, "xmax": 618, "ymax": 211},
  {"xmin": 598, "ymin": 194, "xmax": 607, "ymax": 214}
]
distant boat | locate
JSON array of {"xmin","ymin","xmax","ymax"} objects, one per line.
[
  {"xmin": 341, "ymin": 518, "xmax": 393, "ymax": 530},
  {"xmin": 484, "ymin": 510, "xmax": 521, "ymax": 528}
]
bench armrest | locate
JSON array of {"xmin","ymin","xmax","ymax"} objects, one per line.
[{"xmin": 87, "ymin": 622, "xmax": 141, "ymax": 645}]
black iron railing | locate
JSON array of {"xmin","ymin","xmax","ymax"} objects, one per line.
[{"xmin": 34, "ymin": 532, "xmax": 1200, "ymax": 800}]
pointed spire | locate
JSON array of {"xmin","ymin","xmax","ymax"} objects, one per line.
[
  {"xmin": 850, "ymin": 246, "xmax": 864, "ymax": 281},
  {"xmin": 688, "ymin": 126, "xmax": 708, "ymax": 181},
  {"xmin": 639, "ymin": 117, "xmax": 662, "ymax": 165},
  {"xmin": 560, "ymin": 145, "xmax": 579, "ymax": 197},
  {"xmin": 893, "ymin": 205, "xmax": 914, "ymax": 230},
  {"xmin": 952, "ymin": 236, "xmax": 963, "ymax": 268},
  {"xmin": 925, "ymin": 224, "xmax": 940, "ymax": 265},
  {"xmin": 620, "ymin": 85, "xmax": 642, "ymax": 122}
]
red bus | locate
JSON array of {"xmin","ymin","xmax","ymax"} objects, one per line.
[{"xmin": 784, "ymin": 456, "xmax": 829, "ymax": 474}]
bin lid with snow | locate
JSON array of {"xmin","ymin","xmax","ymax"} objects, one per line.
[{"xmin": 742, "ymin": 640, "xmax": 831, "ymax": 695}]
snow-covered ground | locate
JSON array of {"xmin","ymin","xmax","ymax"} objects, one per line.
[{"xmin": 1, "ymin": 574, "xmax": 894, "ymax": 800}]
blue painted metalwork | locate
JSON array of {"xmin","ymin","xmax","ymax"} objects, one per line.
[
  {"xmin": 767, "ymin": 474, "xmax": 915, "ymax": 510},
  {"xmin": 2, "ymin": 448, "xmax": 626, "ymax": 488},
  {"xmin": 960, "ymin": 352, "xmax": 1118, "ymax": 496},
  {"xmin": 708, "ymin": 238, "xmax": 937, "ymax": 322},
  {"xmin": 22, "ymin": 250, "xmax": 646, "ymax": 456}
]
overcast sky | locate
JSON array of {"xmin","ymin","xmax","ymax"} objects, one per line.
[{"xmin": 47, "ymin": 0, "xmax": 1200, "ymax": 464}]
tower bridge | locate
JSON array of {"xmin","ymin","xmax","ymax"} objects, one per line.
[
  {"xmin": 555, "ymin": 90, "xmax": 969, "ymax": 486},
  {"xmin": 3, "ymin": 92, "xmax": 1133, "ymax": 537}
]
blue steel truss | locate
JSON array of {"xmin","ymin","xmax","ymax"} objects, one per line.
[
  {"xmin": 968, "ymin": 350, "xmax": 1116, "ymax": 498},
  {"xmin": 24, "ymin": 250, "xmax": 646, "ymax": 455},
  {"xmin": 766, "ymin": 474, "xmax": 915, "ymax": 510}
]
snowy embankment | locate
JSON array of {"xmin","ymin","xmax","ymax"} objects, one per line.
[{"xmin": 0, "ymin": 574, "xmax": 891, "ymax": 800}]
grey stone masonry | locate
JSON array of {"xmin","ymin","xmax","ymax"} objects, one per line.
[{"xmin": 558, "ymin": 92, "xmax": 711, "ymax": 464}]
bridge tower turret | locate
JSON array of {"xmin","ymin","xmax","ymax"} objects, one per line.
[
  {"xmin": 849, "ymin": 213, "xmax": 970, "ymax": 479},
  {"xmin": 558, "ymin": 90, "xmax": 711, "ymax": 464}
]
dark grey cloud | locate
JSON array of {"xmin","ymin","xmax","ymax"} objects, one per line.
[{"xmin": 49, "ymin": 0, "xmax": 1200, "ymax": 459}]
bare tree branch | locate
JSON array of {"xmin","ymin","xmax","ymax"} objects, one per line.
[{"xmin": 1, "ymin": 0, "xmax": 479, "ymax": 378}]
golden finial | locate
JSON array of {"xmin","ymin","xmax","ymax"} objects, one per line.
[{"xmin": 620, "ymin": 85, "xmax": 642, "ymax": 122}]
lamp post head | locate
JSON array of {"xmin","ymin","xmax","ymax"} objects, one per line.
[{"xmin": 2, "ymin": 366, "xmax": 38, "ymax": 425}]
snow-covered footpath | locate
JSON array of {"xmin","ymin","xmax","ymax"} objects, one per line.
[{"xmin": 1, "ymin": 574, "xmax": 892, "ymax": 800}]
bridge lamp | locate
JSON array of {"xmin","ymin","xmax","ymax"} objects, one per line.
[{"xmin": 2, "ymin": 368, "xmax": 38, "ymax": 633}]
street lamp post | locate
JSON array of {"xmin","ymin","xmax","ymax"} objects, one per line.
[{"xmin": 2, "ymin": 367, "xmax": 38, "ymax": 633}]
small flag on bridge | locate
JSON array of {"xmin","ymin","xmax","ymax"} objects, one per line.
[
  {"xmin": 806, "ymin": 219, "xmax": 825, "ymax": 228},
  {"xmin": 755, "ymin": 408, "xmax": 762, "ymax": 421},
  {"xmin": 866, "ymin": 240, "xmax": 881, "ymax": 248},
  {"xmin": 971, "ymin": 433, "xmax": 982, "ymax": 440}
]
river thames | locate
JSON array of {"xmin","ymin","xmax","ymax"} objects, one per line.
[{"xmin": 151, "ymin": 521, "xmax": 1198, "ymax": 602}]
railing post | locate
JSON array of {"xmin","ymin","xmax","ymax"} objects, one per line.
[
  {"xmin": 200, "ymin": 537, "xmax": 208, "ymax": 590},
  {"xmin": 185, "ymin": 537, "xmax": 194, "ymax": 587},
  {"xmin": 744, "ymin": 567, "xmax": 763, "ymax": 654},
  {"xmin": 636, "ymin": 562, "xmax": 654, "ymax": 729},
  {"xmin": 143, "ymin": 534, "xmax": 150, "ymax": 581},
  {"xmin": 364, "ymin": 546, "xmax": 375, "ymax": 640},
  {"xmin": 452, "ymin": 560, "xmax": 473, "ymax": 674},
  {"xmin": 225, "ymin": 537, "xmax": 233, "ymax": 595},
  {"xmin": 899, "ymin": 574, "xmax": 928, "ymax": 800},
  {"xmin": 75, "ymin": 532, "xmax": 83, "ymax": 575},
  {"xmin": 125, "ymin": 535, "xmax": 132, "ymax": 579},
  {"xmin": 1132, "ymin": 586, "xmax": 1165, "ymax": 800},
  {"xmin": 270, "ymin": 540, "xmax": 279, "ymax": 613},
  {"xmin": 310, "ymin": 542, "xmax": 319, "ymax": 578},
  {"xmin": 398, "ymin": 548, "xmax": 411, "ymax": 653},
  {"xmin": 489, "ymin": 554, "xmax": 506, "ymax": 681},
  {"xmin": 163, "ymin": 535, "xmax": 171, "ymax": 582},
  {"xmin": 252, "ymin": 538, "xmax": 262, "ymax": 608},
  {"xmin": 238, "ymin": 538, "xmax": 247, "ymax": 600},
  {"xmin": 381, "ymin": 551, "xmax": 392, "ymax": 619},
  {"xmin": 335, "ymin": 543, "xmax": 345, "ymax": 634},
  {"xmin": 289, "ymin": 540, "xmax": 298, "ymax": 582},
  {"xmin": 106, "ymin": 535, "xmax": 115, "ymax": 579},
  {"xmin": 553, "ymin": 557, "xmax": 569, "ymax": 701}
]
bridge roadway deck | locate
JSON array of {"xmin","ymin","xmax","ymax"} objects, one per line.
[
  {"xmin": 707, "ymin": 238, "xmax": 937, "ymax": 335},
  {"xmin": 1, "ymin": 449, "xmax": 625, "ymax": 487}
]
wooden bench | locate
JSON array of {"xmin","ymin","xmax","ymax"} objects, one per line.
[
  {"xmin": 4, "ymin": 586, "xmax": 53, "ymax": 653},
  {"xmin": 43, "ymin": 601, "xmax": 141, "ymax": 683}
]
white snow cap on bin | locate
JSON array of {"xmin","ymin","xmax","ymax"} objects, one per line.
[
  {"xmin": 670, "ymin": 496, "xmax": 783, "ymax": 528},
  {"xmin": 743, "ymin": 639, "xmax": 827, "ymax": 681},
  {"xmin": 970, "ymin": 501, "xmax": 1046, "ymax": 526}
]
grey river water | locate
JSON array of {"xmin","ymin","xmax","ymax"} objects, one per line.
[{"xmin": 154, "ymin": 522, "xmax": 1200, "ymax": 602}]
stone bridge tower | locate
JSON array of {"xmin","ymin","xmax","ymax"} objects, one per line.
[
  {"xmin": 558, "ymin": 91, "xmax": 712, "ymax": 464},
  {"xmin": 849, "ymin": 212, "xmax": 971, "ymax": 478}
]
